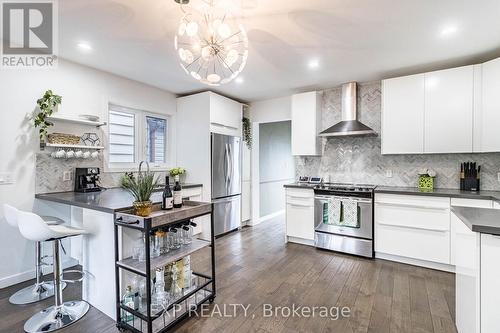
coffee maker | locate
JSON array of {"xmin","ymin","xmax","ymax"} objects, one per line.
[{"xmin": 74, "ymin": 168, "xmax": 101, "ymax": 193}]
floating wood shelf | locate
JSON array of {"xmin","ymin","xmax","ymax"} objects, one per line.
[
  {"xmin": 44, "ymin": 143, "xmax": 104, "ymax": 150},
  {"xmin": 46, "ymin": 115, "xmax": 106, "ymax": 127}
]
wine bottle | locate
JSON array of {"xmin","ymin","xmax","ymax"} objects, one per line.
[
  {"xmin": 161, "ymin": 176, "xmax": 173, "ymax": 210},
  {"xmin": 173, "ymin": 181, "xmax": 182, "ymax": 208},
  {"xmin": 460, "ymin": 163, "xmax": 464, "ymax": 190}
]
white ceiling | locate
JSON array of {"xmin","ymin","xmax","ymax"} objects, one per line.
[{"xmin": 59, "ymin": 0, "xmax": 500, "ymax": 102}]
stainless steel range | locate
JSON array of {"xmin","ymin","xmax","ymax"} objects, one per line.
[{"xmin": 314, "ymin": 183, "xmax": 375, "ymax": 258}]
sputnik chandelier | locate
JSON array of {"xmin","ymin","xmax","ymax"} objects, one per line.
[{"xmin": 174, "ymin": 0, "xmax": 249, "ymax": 86}]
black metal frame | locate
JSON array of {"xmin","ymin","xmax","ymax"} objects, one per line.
[{"xmin": 114, "ymin": 204, "xmax": 216, "ymax": 333}]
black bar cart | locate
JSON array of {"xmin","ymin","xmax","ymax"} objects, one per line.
[{"xmin": 113, "ymin": 201, "xmax": 215, "ymax": 333}]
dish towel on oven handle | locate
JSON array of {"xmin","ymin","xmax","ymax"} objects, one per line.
[
  {"xmin": 327, "ymin": 197, "xmax": 342, "ymax": 226},
  {"xmin": 341, "ymin": 200, "xmax": 360, "ymax": 228}
]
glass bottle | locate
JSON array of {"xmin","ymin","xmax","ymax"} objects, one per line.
[
  {"xmin": 161, "ymin": 176, "xmax": 173, "ymax": 210},
  {"xmin": 121, "ymin": 285, "xmax": 135, "ymax": 322}
]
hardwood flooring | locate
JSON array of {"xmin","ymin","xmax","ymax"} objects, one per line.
[{"xmin": 0, "ymin": 216, "xmax": 457, "ymax": 333}]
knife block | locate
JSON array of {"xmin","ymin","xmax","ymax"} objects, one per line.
[{"xmin": 461, "ymin": 176, "xmax": 480, "ymax": 191}]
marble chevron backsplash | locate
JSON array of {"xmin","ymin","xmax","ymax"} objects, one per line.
[
  {"xmin": 35, "ymin": 154, "xmax": 171, "ymax": 194},
  {"xmin": 296, "ymin": 81, "xmax": 500, "ymax": 191}
]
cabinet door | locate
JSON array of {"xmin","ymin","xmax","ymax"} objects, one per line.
[
  {"xmin": 450, "ymin": 198, "xmax": 493, "ymax": 265},
  {"xmin": 291, "ymin": 92, "xmax": 321, "ymax": 156},
  {"xmin": 210, "ymin": 93, "xmax": 242, "ymax": 136},
  {"xmin": 454, "ymin": 213, "xmax": 480, "ymax": 333},
  {"xmin": 424, "ymin": 66, "xmax": 474, "ymax": 153},
  {"xmin": 478, "ymin": 57, "xmax": 500, "ymax": 152},
  {"xmin": 286, "ymin": 203, "xmax": 314, "ymax": 240},
  {"xmin": 242, "ymin": 180, "xmax": 251, "ymax": 222},
  {"xmin": 481, "ymin": 233, "xmax": 500, "ymax": 333},
  {"xmin": 381, "ymin": 74, "xmax": 425, "ymax": 154}
]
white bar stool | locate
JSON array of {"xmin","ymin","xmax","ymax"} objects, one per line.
[
  {"xmin": 2, "ymin": 204, "xmax": 67, "ymax": 305},
  {"xmin": 17, "ymin": 210, "xmax": 90, "ymax": 333}
]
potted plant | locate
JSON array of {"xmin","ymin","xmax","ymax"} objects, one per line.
[
  {"xmin": 33, "ymin": 90, "xmax": 62, "ymax": 146},
  {"xmin": 168, "ymin": 167, "xmax": 186, "ymax": 182},
  {"xmin": 121, "ymin": 170, "xmax": 159, "ymax": 217},
  {"xmin": 242, "ymin": 117, "xmax": 252, "ymax": 149}
]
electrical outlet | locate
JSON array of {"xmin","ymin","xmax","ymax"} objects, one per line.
[
  {"xmin": 497, "ymin": 172, "xmax": 500, "ymax": 182},
  {"xmin": 385, "ymin": 170, "xmax": 393, "ymax": 178},
  {"xmin": 63, "ymin": 171, "xmax": 72, "ymax": 182}
]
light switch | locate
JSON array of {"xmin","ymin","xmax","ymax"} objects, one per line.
[
  {"xmin": 497, "ymin": 172, "xmax": 500, "ymax": 182},
  {"xmin": 63, "ymin": 171, "xmax": 72, "ymax": 181},
  {"xmin": 385, "ymin": 170, "xmax": 393, "ymax": 178},
  {"xmin": 0, "ymin": 172, "xmax": 14, "ymax": 185}
]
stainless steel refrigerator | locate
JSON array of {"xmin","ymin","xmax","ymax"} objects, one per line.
[{"xmin": 211, "ymin": 133, "xmax": 242, "ymax": 236}]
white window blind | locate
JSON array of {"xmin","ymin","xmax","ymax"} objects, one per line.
[{"xmin": 108, "ymin": 105, "xmax": 135, "ymax": 163}]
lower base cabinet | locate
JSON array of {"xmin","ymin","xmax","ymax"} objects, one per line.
[
  {"xmin": 285, "ymin": 188, "xmax": 314, "ymax": 242},
  {"xmin": 481, "ymin": 233, "xmax": 500, "ymax": 333}
]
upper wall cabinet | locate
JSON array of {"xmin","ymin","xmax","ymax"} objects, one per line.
[
  {"xmin": 424, "ymin": 66, "xmax": 474, "ymax": 153},
  {"xmin": 291, "ymin": 91, "xmax": 322, "ymax": 156},
  {"xmin": 475, "ymin": 58, "xmax": 500, "ymax": 152},
  {"xmin": 209, "ymin": 93, "xmax": 242, "ymax": 137},
  {"xmin": 382, "ymin": 74, "xmax": 425, "ymax": 154},
  {"xmin": 381, "ymin": 59, "xmax": 500, "ymax": 154}
]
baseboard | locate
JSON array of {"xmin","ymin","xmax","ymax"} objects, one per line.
[
  {"xmin": 249, "ymin": 210, "xmax": 285, "ymax": 226},
  {"xmin": 375, "ymin": 252, "xmax": 455, "ymax": 273},
  {"xmin": 286, "ymin": 236, "xmax": 315, "ymax": 247},
  {"xmin": 0, "ymin": 257, "xmax": 79, "ymax": 289}
]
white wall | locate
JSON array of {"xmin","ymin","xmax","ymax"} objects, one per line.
[
  {"xmin": 0, "ymin": 59, "xmax": 177, "ymax": 287},
  {"xmin": 250, "ymin": 96, "xmax": 291, "ymax": 123}
]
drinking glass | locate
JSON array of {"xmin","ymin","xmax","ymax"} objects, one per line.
[
  {"xmin": 181, "ymin": 224, "xmax": 192, "ymax": 245},
  {"xmin": 169, "ymin": 227, "xmax": 181, "ymax": 250}
]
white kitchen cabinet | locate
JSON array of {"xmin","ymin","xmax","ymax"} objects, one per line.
[
  {"xmin": 242, "ymin": 181, "xmax": 251, "ymax": 222},
  {"xmin": 450, "ymin": 198, "xmax": 493, "ymax": 265},
  {"xmin": 454, "ymin": 212, "xmax": 481, "ymax": 333},
  {"xmin": 475, "ymin": 57, "xmax": 500, "ymax": 152},
  {"xmin": 375, "ymin": 194, "xmax": 451, "ymax": 265},
  {"xmin": 481, "ymin": 233, "xmax": 500, "ymax": 333},
  {"xmin": 209, "ymin": 93, "xmax": 242, "ymax": 137},
  {"xmin": 285, "ymin": 188, "xmax": 315, "ymax": 242},
  {"xmin": 291, "ymin": 92, "xmax": 322, "ymax": 156},
  {"xmin": 381, "ymin": 74, "xmax": 425, "ymax": 154},
  {"xmin": 424, "ymin": 66, "xmax": 474, "ymax": 153}
]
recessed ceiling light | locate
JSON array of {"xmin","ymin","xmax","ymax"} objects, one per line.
[
  {"xmin": 77, "ymin": 42, "xmax": 92, "ymax": 52},
  {"xmin": 440, "ymin": 25, "xmax": 458, "ymax": 37},
  {"xmin": 235, "ymin": 77, "xmax": 244, "ymax": 84},
  {"xmin": 308, "ymin": 59, "xmax": 319, "ymax": 69}
]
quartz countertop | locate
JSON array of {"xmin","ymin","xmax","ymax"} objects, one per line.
[
  {"xmin": 35, "ymin": 183, "xmax": 203, "ymax": 214},
  {"xmin": 451, "ymin": 206, "xmax": 500, "ymax": 235},
  {"xmin": 283, "ymin": 182, "xmax": 318, "ymax": 189},
  {"xmin": 375, "ymin": 186, "xmax": 500, "ymax": 203}
]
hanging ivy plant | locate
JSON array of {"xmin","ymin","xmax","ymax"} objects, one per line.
[
  {"xmin": 242, "ymin": 117, "xmax": 252, "ymax": 149},
  {"xmin": 33, "ymin": 89, "xmax": 62, "ymax": 141}
]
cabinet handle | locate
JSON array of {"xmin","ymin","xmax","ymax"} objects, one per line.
[
  {"xmin": 375, "ymin": 202, "xmax": 449, "ymax": 211},
  {"xmin": 288, "ymin": 203, "xmax": 312, "ymax": 208},
  {"xmin": 377, "ymin": 221, "xmax": 449, "ymax": 232}
]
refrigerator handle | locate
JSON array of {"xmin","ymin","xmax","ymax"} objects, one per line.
[
  {"xmin": 227, "ymin": 143, "xmax": 232, "ymax": 191},
  {"xmin": 224, "ymin": 143, "xmax": 230, "ymax": 193}
]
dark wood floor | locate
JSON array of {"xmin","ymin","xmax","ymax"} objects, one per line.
[{"xmin": 0, "ymin": 216, "xmax": 457, "ymax": 333}]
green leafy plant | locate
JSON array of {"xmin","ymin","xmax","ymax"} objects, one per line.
[
  {"xmin": 33, "ymin": 90, "xmax": 62, "ymax": 140},
  {"xmin": 242, "ymin": 117, "xmax": 252, "ymax": 149},
  {"xmin": 168, "ymin": 167, "xmax": 186, "ymax": 177},
  {"xmin": 120, "ymin": 171, "xmax": 158, "ymax": 203}
]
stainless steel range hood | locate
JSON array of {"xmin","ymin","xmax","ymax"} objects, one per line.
[{"xmin": 318, "ymin": 82, "xmax": 377, "ymax": 137}]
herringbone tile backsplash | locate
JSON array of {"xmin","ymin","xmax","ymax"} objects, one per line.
[{"xmin": 296, "ymin": 81, "xmax": 500, "ymax": 190}]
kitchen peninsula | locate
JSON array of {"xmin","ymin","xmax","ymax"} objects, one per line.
[{"xmin": 34, "ymin": 184, "xmax": 203, "ymax": 320}]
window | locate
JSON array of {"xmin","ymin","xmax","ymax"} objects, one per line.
[{"xmin": 107, "ymin": 103, "xmax": 169, "ymax": 170}]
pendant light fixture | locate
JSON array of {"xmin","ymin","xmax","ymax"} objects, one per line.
[{"xmin": 174, "ymin": 0, "xmax": 249, "ymax": 86}]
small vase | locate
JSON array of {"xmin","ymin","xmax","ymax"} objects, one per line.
[
  {"xmin": 174, "ymin": 175, "xmax": 180, "ymax": 182},
  {"xmin": 133, "ymin": 200, "xmax": 153, "ymax": 217}
]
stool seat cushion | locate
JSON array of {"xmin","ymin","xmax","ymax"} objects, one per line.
[{"xmin": 17, "ymin": 211, "xmax": 88, "ymax": 242}]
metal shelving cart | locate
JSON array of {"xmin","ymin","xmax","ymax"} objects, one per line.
[{"xmin": 113, "ymin": 201, "xmax": 215, "ymax": 333}]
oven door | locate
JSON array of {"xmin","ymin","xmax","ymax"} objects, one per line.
[{"xmin": 314, "ymin": 195, "xmax": 373, "ymax": 239}]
